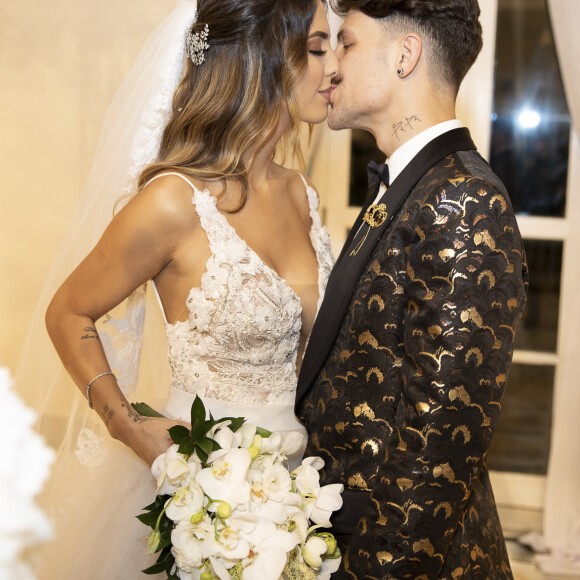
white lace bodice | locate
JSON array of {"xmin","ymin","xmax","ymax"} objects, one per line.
[{"xmin": 155, "ymin": 173, "xmax": 333, "ymax": 407}]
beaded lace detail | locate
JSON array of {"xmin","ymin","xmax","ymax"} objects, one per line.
[{"xmin": 164, "ymin": 176, "xmax": 332, "ymax": 406}]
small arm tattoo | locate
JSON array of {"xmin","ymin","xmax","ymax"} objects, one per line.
[
  {"xmin": 81, "ymin": 326, "xmax": 99, "ymax": 340},
  {"xmin": 103, "ymin": 404, "xmax": 115, "ymax": 427},
  {"xmin": 121, "ymin": 401, "xmax": 150, "ymax": 424}
]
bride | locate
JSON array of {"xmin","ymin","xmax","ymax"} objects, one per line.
[{"xmin": 33, "ymin": 0, "xmax": 337, "ymax": 577}]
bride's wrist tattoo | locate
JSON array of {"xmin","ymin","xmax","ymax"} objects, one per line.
[
  {"xmin": 121, "ymin": 401, "xmax": 150, "ymax": 423},
  {"xmin": 103, "ymin": 403, "xmax": 115, "ymax": 427},
  {"xmin": 81, "ymin": 326, "xmax": 99, "ymax": 340}
]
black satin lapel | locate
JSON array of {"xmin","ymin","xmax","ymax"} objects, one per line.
[{"xmin": 296, "ymin": 128, "xmax": 476, "ymax": 407}]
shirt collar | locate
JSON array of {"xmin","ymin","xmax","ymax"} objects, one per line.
[{"xmin": 386, "ymin": 119, "xmax": 463, "ymax": 185}]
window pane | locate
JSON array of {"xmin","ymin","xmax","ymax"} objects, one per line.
[
  {"xmin": 488, "ymin": 364, "xmax": 554, "ymax": 475},
  {"xmin": 515, "ymin": 239, "xmax": 561, "ymax": 352},
  {"xmin": 490, "ymin": 0, "xmax": 570, "ymax": 217}
]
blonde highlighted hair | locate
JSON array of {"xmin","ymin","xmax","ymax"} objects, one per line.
[{"xmin": 139, "ymin": 0, "xmax": 323, "ymax": 209}]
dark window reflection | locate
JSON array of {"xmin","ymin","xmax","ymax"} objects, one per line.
[
  {"xmin": 490, "ymin": 0, "xmax": 570, "ymax": 217},
  {"xmin": 515, "ymin": 239, "xmax": 561, "ymax": 352},
  {"xmin": 349, "ymin": 129, "xmax": 384, "ymax": 207},
  {"xmin": 488, "ymin": 364, "xmax": 554, "ymax": 475}
]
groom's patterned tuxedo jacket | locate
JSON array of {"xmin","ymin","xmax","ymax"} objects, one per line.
[{"xmin": 296, "ymin": 129, "xmax": 528, "ymax": 579}]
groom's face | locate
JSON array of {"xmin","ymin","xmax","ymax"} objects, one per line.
[{"xmin": 328, "ymin": 10, "xmax": 396, "ymax": 132}]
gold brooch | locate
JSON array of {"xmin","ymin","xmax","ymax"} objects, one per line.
[{"xmin": 350, "ymin": 204, "xmax": 388, "ymax": 256}]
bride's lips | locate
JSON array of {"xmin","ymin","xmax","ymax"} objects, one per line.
[{"xmin": 318, "ymin": 86, "xmax": 335, "ymax": 102}]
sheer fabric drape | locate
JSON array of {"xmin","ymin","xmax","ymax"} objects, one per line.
[{"xmin": 541, "ymin": 0, "xmax": 580, "ymax": 572}]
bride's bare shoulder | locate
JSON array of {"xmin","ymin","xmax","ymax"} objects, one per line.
[{"xmin": 118, "ymin": 172, "xmax": 207, "ymax": 231}]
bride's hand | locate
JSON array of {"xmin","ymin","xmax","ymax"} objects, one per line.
[{"xmin": 111, "ymin": 415, "xmax": 190, "ymax": 467}]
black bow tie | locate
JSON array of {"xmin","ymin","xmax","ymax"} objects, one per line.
[{"xmin": 367, "ymin": 160, "xmax": 390, "ymax": 194}]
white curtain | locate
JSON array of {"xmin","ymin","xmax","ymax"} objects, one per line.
[{"xmin": 539, "ymin": 0, "xmax": 580, "ymax": 573}]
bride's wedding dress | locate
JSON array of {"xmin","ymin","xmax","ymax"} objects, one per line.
[{"xmin": 35, "ymin": 172, "xmax": 333, "ymax": 580}]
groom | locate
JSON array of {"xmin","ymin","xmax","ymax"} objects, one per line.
[{"xmin": 296, "ymin": 0, "xmax": 528, "ymax": 577}]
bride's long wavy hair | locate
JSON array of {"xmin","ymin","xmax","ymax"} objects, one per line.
[{"xmin": 139, "ymin": 0, "xmax": 323, "ymax": 209}]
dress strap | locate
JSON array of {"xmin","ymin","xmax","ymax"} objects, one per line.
[
  {"xmin": 144, "ymin": 172, "xmax": 219, "ymax": 326},
  {"xmin": 144, "ymin": 171, "xmax": 197, "ymax": 190},
  {"xmin": 144, "ymin": 171, "xmax": 224, "ymax": 249},
  {"xmin": 150, "ymin": 280, "xmax": 168, "ymax": 326}
]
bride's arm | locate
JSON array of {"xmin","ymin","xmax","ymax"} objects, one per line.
[{"xmin": 45, "ymin": 176, "xmax": 195, "ymax": 466}]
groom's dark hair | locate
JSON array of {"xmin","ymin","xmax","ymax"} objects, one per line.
[{"xmin": 330, "ymin": 0, "xmax": 483, "ymax": 93}]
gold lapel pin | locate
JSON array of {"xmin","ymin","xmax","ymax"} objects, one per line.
[{"xmin": 350, "ymin": 203, "xmax": 388, "ymax": 256}]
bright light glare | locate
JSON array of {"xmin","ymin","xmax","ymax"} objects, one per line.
[{"xmin": 518, "ymin": 109, "xmax": 541, "ymax": 129}]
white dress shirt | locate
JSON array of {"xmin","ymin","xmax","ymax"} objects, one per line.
[{"xmin": 371, "ymin": 119, "xmax": 464, "ymax": 204}]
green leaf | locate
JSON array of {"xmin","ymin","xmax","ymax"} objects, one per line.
[
  {"xmin": 142, "ymin": 546, "xmax": 175, "ymax": 575},
  {"xmin": 131, "ymin": 402, "xmax": 165, "ymax": 418},
  {"xmin": 178, "ymin": 440, "xmax": 196, "ymax": 456},
  {"xmin": 194, "ymin": 445, "xmax": 209, "ymax": 463},
  {"xmin": 196, "ymin": 437, "xmax": 215, "ymax": 457},
  {"xmin": 142, "ymin": 559, "xmax": 171, "ymax": 575},
  {"xmin": 256, "ymin": 426, "xmax": 273, "ymax": 438},
  {"xmin": 190, "ymin": 395, "xmax": 207, "ymax": 427},
  {"xmin": 136, "ymin": 512, "xmax": 159, "ymax": 528},
  {"xmin": 142, "ymin": 495, "xmax": 170, "ymax": 512},
  {"xmin": 191, "ymin": 418, "xmax": 209, "ymax": 441},
  {"xmin": 168, "ymin": 425, "xmax": 190, "ymax": 444},
  {"xmin": 228, "ymin": 417, "xmax": 246, "ymax": 432}
]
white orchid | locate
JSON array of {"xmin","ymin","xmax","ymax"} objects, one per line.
[
  {"xmin": 165, "ymin": 484, "xmax": 205, "ymax": 522},
  {"xmin": 206, "ymin": 422, "xmax": 237, "ymax": 464},
  {"xmin": 152, "ymin": 444, "xmax": 200, "ymax": 495},
  {"xmin": 196, "ymin": 448, "xmax": 251, "ymax": 511},
  {"xmin": 318, "ymin": 552, "xmax": 342, "ymax": 579},
  {"xmin": 283, "ymin": 506, "xmax": 310, "ymax": 543},
  {"xmin": 294, "ymin": 458, "xmax": 344, "ymax": 527},
  {"xmin": 143, "ymin": 397, "xmax": 343, "ymax": 580},
  {"xmin": 280, "ymin": 431, "xmax": 306, "ymax": 458},
  {"xmin": 237, "ymin": 516, "xmax": 298, "ymax": 580},
  {"xmin": 294, "ymin": 461, "xmax": 321, "ymax": 497},
  {"xmin": 302, "ymin": 535, "xmax": 328, "ymax": 569},
  {"xmin": 236, "ymin": 422, "xmax": 258, "ymax": 449},
  {"xmin": 260, "ymin": 432, "xmax": 283, "ymax": 455},
  {"xmin": 305, "ymin": 483, "xmax": 344, "ymax": 527}
]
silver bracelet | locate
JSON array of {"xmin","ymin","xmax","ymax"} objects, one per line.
[{"xmin": 85, "ymin": 370, "xmax": 115, "ymax": 409}]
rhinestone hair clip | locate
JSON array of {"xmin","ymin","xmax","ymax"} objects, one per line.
[{"xmin": 186, "ymin": 23, "xmax": 210, "ymax": 66}]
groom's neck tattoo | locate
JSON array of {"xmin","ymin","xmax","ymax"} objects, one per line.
[
  {"xmin": 121, "ymin": 401, "xmax": 151, "ymax": 423},
  {"xmin": 81, "ymin": 326, "xmax": 99, "ymax": 340},
  {"xmin": 392, "ymin": 114, "xmax": 422, "ymax": 141}
]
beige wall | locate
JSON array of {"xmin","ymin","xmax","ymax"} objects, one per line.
[{"xmin": 0, "ymin": 0, "xmax": 174, "ymax": 373}]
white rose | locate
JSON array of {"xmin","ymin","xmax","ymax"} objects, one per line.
[
  {"xmin": 261, "ymin": 464, "xmax": 292, "ymax": 502},
  {"xmin": 171, "ymin": 516, "xmax": 215, "ymax": 572}
]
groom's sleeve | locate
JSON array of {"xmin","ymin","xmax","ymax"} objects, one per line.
[{"xmin": 341, "ymin": 175, "xmax": 528, "ymax": 577}]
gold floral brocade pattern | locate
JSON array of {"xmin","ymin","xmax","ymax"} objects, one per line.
[{"xmin": 298, "ymin": 150, "xmax": 528, "ymax": 579}]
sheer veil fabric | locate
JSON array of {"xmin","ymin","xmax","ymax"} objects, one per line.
[{"xmin": 15, "ymin": 2, "xmax": 198, "ymax": 576}]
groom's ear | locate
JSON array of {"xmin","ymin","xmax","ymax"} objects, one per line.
[{"xmin": 397, "ymin": 32, "xmax": 422, "ymax": 78}]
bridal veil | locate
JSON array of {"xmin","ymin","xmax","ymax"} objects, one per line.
[{"xmin": 15, "ymin": 2, "xmax": 198, "ymax": 575}]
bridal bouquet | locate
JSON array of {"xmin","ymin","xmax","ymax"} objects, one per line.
[{"xmin": 136, "ymin": 396, "xmax": 343, "ymax": 580}]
